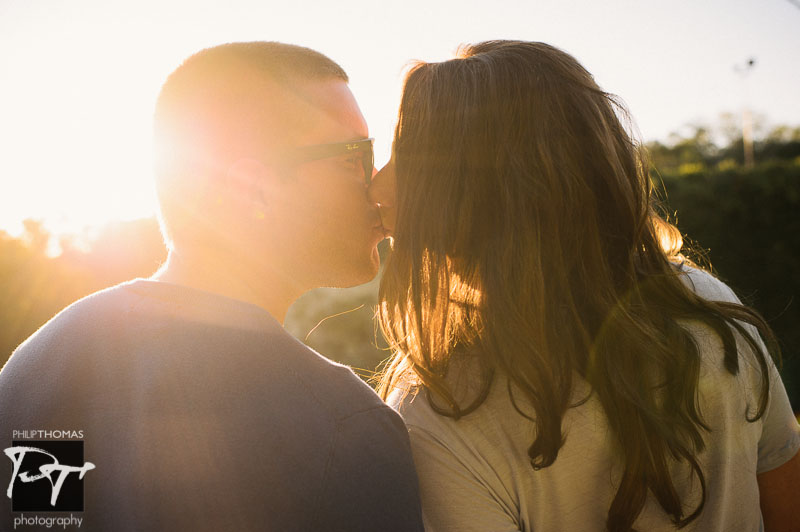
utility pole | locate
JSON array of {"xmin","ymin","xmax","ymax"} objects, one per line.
[{"xmin": 734, "ymin": 58, "xmax": 756, "ymax": 169}]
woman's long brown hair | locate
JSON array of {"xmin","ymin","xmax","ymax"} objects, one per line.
[{"xmin": 377, "ymin": 40, "xmax": 779, "ymax": 531}]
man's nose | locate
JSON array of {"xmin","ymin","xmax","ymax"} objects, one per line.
[
  {"xmin": 367, "ymin": 165, "xmax": 377, "ymax": 189},
  {"xmin": 367, "ymin": 169, "xmax": 385, "ymax": 204}
]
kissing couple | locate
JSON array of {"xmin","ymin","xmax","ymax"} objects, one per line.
[{"xmin": 1, "ymin": 40, "xmax": 797, "ymax": 532}]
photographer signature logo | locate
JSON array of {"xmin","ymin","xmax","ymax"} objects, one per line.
[{"xmin": 4, "ymin": 440, "xmax": 94, "ymax": 512}]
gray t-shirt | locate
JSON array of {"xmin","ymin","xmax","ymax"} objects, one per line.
[
  {"xmin": 389, "ymin": 267, "xmax": 800, "ymax": 531},
  {"xmin": 1, "ymin": 279, "xmax": 424, "ymax": 531}
]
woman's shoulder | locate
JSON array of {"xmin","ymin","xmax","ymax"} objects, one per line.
[
  {"xmin": 674, "ymin": 262, "xmax": 742, "ymax": 305},
  {"xmin": 386, "ymin": 384, "xmax": 434, "ymax": 430},
  {"xmin": 386, "ymin": 382, "xmax": 476, "ymax": 462},
  {"xmin": 386, "ymin": 363, "xmax": 516, "ymax": 451},
  {"xmin": 387, "ymin": 353, "xmax": 493, "ymax": 423}
]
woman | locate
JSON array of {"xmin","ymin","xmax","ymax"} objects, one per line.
[{"xmin": 367, "ymin": 41, "xmax": 799, "ymax": 531}]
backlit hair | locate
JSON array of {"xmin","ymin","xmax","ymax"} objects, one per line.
[{"xmin": 378, "ymin": 40, "xmax": 779, "ymax": 531}]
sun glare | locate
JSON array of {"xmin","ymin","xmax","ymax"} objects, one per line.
[
  {"xmin": 0, "ymin": 26, "xmax": 164, "ymax": 245},
  {"xmin": 2, "ymin": 0, "xmax": 798, "ymax": 251}
]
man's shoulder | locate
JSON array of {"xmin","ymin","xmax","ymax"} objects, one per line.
[
  {"xmin": 1, "ymin": 276, "xmax": 397, "ymax": 435},
  {"xmin": 4, "ymin": 281, "xmax": 136, "ymax": 365},
  {"xmin": 31, "ymin": 279, "xmax": 134, "ymax": 327},
  {"xmin": 286, "ymin": 343, "xmax": 394, "ymax": 423},
  {"xmin": 0, "ymin": 281, "xmax": 422, "ymax": 531}
]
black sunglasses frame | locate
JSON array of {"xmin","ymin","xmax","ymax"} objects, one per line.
[{"xmin": 288, "ymin": 138, "xmax": 375, "ymax": 186}]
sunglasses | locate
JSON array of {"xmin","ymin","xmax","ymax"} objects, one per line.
[{"xmin": 288, "ymin": 138, "xmax": 375, "ymax": 186}]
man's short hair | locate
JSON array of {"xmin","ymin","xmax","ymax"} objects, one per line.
[{"xmin": 153, "ymin": 41, "xmax": 348, "ymax": 249}]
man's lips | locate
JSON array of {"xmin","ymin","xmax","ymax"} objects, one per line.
[
  {"xmin": 375, "ymin": 203, "xmax": 395, "ymax": 239},
  {"xmin": 371, "ymin": 221, "xmax": 387, "ymax": 238},
  {"xmin": 371, "ymin": 221, "xmax": 392, "ymax": 240}
]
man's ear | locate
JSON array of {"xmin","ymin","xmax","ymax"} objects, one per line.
[{"xmin": 224, "ymin": 157, "xmax": 275, "ymax": 219}]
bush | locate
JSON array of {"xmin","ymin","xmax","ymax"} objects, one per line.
[
  {"xmin": 3, "ymin": 163, "xmax": 798, "ymax": 413},
  {"xmin": 657, "ymin": 160, "xmax": 800, "ymax": 411}
]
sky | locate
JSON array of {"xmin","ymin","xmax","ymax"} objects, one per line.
[{"xmin": 1, "ymin": 0, "xmax": 798, "ymax": 239}]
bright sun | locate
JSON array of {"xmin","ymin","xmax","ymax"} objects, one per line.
[{"xmin": 0, "ymin": 18, "xmax": 172, "ymax": 242}]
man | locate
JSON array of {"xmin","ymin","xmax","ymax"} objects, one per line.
[{"xmin": 0, "ymin": 42, "xmax": 423, "ymax": 531}]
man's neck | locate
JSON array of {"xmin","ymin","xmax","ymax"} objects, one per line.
[{"xmin": 150, "ymin": 247, "xmax": 301, "ymax": 324}]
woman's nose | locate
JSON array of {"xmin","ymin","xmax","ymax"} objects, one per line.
[
  {"xmin": 367, "ymin": 165, "xmax": 392, "ymax": 206},
  {"xmin": 367, "ymin": 162, "xmax": 397, "ymax": 235}
]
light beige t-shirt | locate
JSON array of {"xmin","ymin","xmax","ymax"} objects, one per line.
[{"xmin": 389, "ymin": 267, "xmax": 800, "ymax": 532}]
